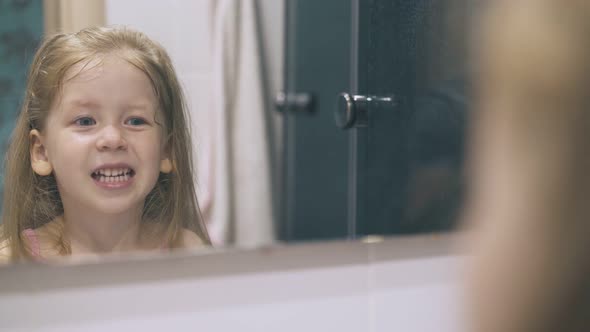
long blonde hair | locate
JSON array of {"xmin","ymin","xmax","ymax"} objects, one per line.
[{"xmin": 0, "ymin": 26, "xmax": 210, "ymax": 261}]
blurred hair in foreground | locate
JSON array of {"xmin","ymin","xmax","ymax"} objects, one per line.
[{"xmin": 463, "ymin": 1, "xmax": 590, "ymax": 331}]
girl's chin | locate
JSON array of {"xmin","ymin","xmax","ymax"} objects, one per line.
[{"xmin": 70, "ymin": 199, "xmax": 145, "ymax": 217}]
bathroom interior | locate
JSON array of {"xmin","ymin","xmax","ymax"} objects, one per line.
[{"xmin": 1, "ymin": 0, "xmax": 587, "ymax": 331}]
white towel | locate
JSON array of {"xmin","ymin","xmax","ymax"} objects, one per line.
[{"xmin": 206, "ymin": 0, "xmax": 275, "ymax": 247}]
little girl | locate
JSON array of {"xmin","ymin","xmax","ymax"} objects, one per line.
[{"xmin": 0, "ymin": 26, "xmax": 210, "ymax": 262}]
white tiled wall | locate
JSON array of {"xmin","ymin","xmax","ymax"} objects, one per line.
[
  {"xmin": 371, "ymin": 257, "xmax": 465, "ymax": 331},
  {"xmin": 105, "ymin": 0, "xmax": 212, "ymax": 72},
  {"xmin": 0, "ymin": 256, "xmax": 462, "ymax": 331}
]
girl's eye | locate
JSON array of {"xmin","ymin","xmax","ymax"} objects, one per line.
[
  {"xmin": 75, "ymin": 117, "xmax": 96, "ymax": 126},
  {"xmin": 126, "ymin": 117, "xmax": 147, "ymax": 126}
]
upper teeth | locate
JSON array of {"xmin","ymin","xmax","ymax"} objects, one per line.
[{"xmin": 95, "ymin": 168, "xmax": 130, "ymax": 177}]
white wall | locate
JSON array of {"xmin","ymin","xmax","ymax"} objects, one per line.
[{"xmin": 0, "ymin": 236, "xmax": 464, "ymax": 331}]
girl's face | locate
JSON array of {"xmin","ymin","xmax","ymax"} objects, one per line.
[{"xmin": 31, "ymin": 55, "xmax": 167, "ymax": 217}]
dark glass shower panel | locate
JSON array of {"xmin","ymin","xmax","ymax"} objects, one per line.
[{"xmin": 354, "ymin": 0, "xmax": 476, "ymax": 235}]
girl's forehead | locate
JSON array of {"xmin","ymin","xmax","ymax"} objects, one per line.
[
  {"xmin": 64, "ymin": 57, "xmax": 105, "ymax": 83},
  {"xmin": 60, "ymin": 56, "xmax": 159, "ymax": 105},
  {"xmin": 64, "ymin": 55, "xmax": 148, "ymax": 85}
]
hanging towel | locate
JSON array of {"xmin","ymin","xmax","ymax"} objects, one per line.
[{"xmin": 206, "ymin": 0, "xmax": 275, "ymax": 247}]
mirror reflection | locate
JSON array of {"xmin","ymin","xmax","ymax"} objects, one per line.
[{"xmin": 0, "ymin": 0, "xmax": 479, "ymax": 264}]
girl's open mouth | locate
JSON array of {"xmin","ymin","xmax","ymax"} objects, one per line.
[{"xmin": 91, "ymin": 167, "xmax": 135, "ymax": 188}]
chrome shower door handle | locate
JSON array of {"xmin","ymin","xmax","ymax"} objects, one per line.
[
  {"xmin": 335, "ymin": 93, "xmax": 396, "ymax": 129},
  {"xmin": 275, "ymin": 91, "xmax": 315, "ymax": 113}
]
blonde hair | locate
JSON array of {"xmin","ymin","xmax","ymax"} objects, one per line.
[{"xmin": 0, "ymin": 26, "xmax": 210, "ymax": 261}]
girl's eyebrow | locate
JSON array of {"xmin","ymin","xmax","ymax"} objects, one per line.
[
  {"xmin": 62, "ymin": 99, "xmax": 156, "ymax": 112},
  {"xmin": 63, "ymin": 99, "xmax": 101, "ymax": 109},
  {"xmin": 124, "ymin": 102, "xmax": 157, "ymax": 112},
  {"xmin": 126, "ymin": 102, "xmax": 152, "ymax": 109}
]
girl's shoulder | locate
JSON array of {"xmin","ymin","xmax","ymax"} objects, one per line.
[
  {"xmin": 0, "ymin": 239, "xmax": 10, "ymax": 264},
  {"xmin": 181, "ymin": 229, "xmax": 206, "ymax": 248}
]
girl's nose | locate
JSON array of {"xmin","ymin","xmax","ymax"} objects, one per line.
[{"xmin": 96, "ymin": 125, "xmax": 128, "ymax": 151}]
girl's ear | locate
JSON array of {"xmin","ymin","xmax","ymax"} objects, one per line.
[
  {"xmin": 160, "ymin": 138, "xmax": 173, "ymax": 173},
  {"xmin": 160, "ymin": 158, "xmax": 173, "ymax": 174},
  {"xmin": 29, "ymin": 129, "xmax": 53, "ymax": 176}
]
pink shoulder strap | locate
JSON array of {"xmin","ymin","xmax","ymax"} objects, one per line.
[{"xmin": 22, "ymin": 228, "xmax": 41, "ymax": 258}]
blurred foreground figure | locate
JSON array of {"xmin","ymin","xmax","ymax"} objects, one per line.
[{"xmin": 465, "ymin": 1, "xmax": 590, "ymax": 331}]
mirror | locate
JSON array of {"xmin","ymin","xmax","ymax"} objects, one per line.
[{"xmin": 0, "ymin": 0, "xmax": 481, "ymax": 264}]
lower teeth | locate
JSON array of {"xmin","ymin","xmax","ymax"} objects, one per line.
[{"xmin": 98, "ymin": 176, "xmax": 128, "ymax": 182}]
